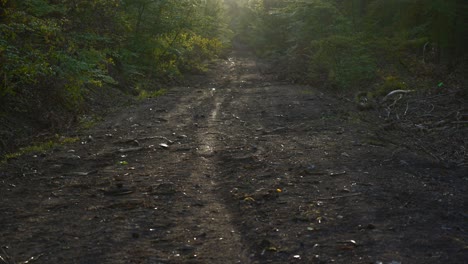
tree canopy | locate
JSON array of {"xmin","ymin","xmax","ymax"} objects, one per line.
[{"xmin": 226, "ymin": 0, "xmax": 467, "ymax": 89}]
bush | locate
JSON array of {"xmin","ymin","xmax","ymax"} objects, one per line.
[
  {"xmin": 373, "ymin": 75, "xmax": 408, "ymax": 97},
  {"xmin": 309, "ymin": 35, "xmax": 376, "ymax": 90}
]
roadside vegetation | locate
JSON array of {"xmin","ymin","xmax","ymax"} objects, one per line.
[
  {"xmin": 229, "ymin": 0, "xmax": 467, "ymax": 94},
  {"xmin": 227, "ymin": 0, "xmax": 467, "ymax": 166},
  {"xmin": 0, "ymin": 0, "xmax": 231, "ymax": 155}
]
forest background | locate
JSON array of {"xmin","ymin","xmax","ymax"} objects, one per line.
[{"xmin": 0, "ymin": 0, "xmax": 467, "ymax": 157}]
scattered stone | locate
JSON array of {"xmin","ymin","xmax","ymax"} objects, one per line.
[{"xmin": 67, "ymin": 154, "xmax": 81, "ymax": 160}]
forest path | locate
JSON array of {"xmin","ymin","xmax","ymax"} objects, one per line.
[{"xmin": 1, "ymin": 52, "xmax": 467, "ymax": 264}]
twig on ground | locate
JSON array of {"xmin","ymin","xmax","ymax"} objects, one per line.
[
  {"xmin": 316, "ymin": 193, "xmax": 362, "ymax": 200},
  {"xmin": 21, "ymin": 253, "xmax": 43, "ymax": 264},
  {"xmin": 140, "ymin": 136, "xmax": 174, "ymax": 144},
  {"xmin": 385, "ymin": 108, "xmax": 391, "ymax": 118},
  {"xmin": 0, "ymin": 247, "xmax": 13, "ymax": 264},
  {"xmin": 404, "ymin": 102, "xmax": 410, "ymax": 116},
  {"xmin": 414, "ymin": 139, "xmax": 443, "ymax": 162},
  {"xmin": 118, "ymin": 147, "xmax": 143, "ymax": 153},
  {"xmin": 388, "ymin": 94, "xmax": 403, "ymax": 109},
  {"xmin": 422, "ymin": 91, "xmax": 458, "ymax": 101},
  {"xmin": 426, "ymin": 104, "xmax": 435, "ymax": 114}
]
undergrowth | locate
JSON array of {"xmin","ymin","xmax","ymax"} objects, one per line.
[
  {"xmin": 137, "ymin": 89, "xmax": 168, "ymax": 100},
  {"xmin": 1, "ymin": 136, "xmax": 79, "ymax": 164}
]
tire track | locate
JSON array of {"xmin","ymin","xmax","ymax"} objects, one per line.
[{"xmin": 159, "ymin": 84, "xmax": 250, "ymax": 262}]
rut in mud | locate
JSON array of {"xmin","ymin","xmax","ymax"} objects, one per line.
[{"xmin": 1, "ymin": 52, "xmax": 467, "ymax": 264}]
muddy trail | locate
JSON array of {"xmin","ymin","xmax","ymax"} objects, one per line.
[{"xmin": 1, "ymin": 52, "xmax": 467, "ymax": 264}]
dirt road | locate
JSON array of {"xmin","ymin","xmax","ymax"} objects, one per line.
[{"xmin": 1, "ymin": 53, "xmax": 467, "ymax": 264}]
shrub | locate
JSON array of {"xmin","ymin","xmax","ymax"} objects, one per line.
[
  {"xmin": 309, "ymin": 35, "xmax": 376, "ymax": 90},
  {"xmin": 373, "ymin": 75, "xmax": 408, "ymax": 97}
]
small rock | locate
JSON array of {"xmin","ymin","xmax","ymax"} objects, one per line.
[
  {"xmin": 68, "ymin": 154, "xmax": 81, "ymax": 160},
  {"xmin": 179, "ymin": 245, "xmax": 195, "ymax": 252},
  {"xmin": 159, "ymin": 143, "xmax": 169, "ymax": 149},
  {"xmin": 156, "ymin": 117, "xmax": 168, "ymax": 122}
]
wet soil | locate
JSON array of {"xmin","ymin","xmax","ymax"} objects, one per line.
[{"xmin": 1, "ymin": 52, "xmax": 467, "ymax": 264}]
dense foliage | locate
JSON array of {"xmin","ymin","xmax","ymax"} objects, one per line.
[
  {"xmin": 0, "ymin": 0, "xmax": 230, "ymax": 152},
  {"xmin": 226, "ymin": 0, "xmax": 468, "ymax": 90},
  {"xmin": 0, "ymin": 0, "xmax": 227, "ymax": 113}
]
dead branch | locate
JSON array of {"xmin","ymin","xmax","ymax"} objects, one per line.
[
  {"xmin": 426, "ymin": 104, "xmax": 435, "ymax": 114},
  {"xmin": 388, "ymin": 94, "xmax": 403, "ymax": 109},
  {"xmin": 422, "ymin": 41, "xmax": 430, "ymax": 64},
  {"xmin": 383, "ymin": 89, "xmax": 415, "ymax": 102}
]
